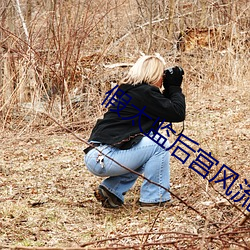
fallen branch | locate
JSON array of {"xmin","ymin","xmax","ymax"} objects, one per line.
[
  {"xmin": 1, "ymin": 229, "xmax": 249, "ymax": 250},
  {"xmin": 0, "ymin": 247, "xmax": 86, "ymax": 250},
  {"xmin": 40, "ymin": 111, "xmax": 213, "ymax": 224},
  {"xmin": 239, "ymin": 211, "xmax": 250, "ymax": 226},
  {"xmin": 103, "ymin": 63, "xmax": 134, "ymax": 68}
]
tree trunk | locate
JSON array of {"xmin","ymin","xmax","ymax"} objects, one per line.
[
  {"xmin": 0, "ymin": 0, "xmax": 15, "ymax": 113},
  {"xmin": 13, "ymin": 0, "xmax": 38, "ymax": 104},
  {"xmin": 147, "ymin": 0, "xmax": 153, "ymax": 54},
  {"xmin": 168, "ymin": 0, "xmax": 175, "ymax": 42}
]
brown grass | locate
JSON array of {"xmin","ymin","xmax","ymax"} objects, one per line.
[{"xmin": 0, "ymin": 0, "xmax": 249, "ymax": 249}]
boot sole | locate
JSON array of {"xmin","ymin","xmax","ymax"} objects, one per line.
[{"xmin": 94, "ymin": 187, "xmax": 121, "ymax": 208}]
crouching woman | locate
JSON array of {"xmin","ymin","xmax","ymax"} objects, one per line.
[{"xmin": 84, "ymin": 54, "xmax": 185, "ymax": 209}]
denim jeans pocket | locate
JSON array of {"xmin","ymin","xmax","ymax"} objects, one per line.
[{"xmin": 84, "ymin": 145, "xmax": 112, "ymax": 176}]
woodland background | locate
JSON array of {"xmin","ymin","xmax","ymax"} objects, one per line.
[{"xmin": 0, "ymin": 0, "xmax": 249, "ymax": 249}]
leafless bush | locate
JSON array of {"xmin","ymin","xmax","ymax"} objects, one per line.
[{"xmin": 0, "ymin": 0, "xmax": 249, "ymax": 132}]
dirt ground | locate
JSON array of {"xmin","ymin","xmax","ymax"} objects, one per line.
[{"xmin": 0, "ymin": 81, "xmax": 249, "ymax": 249}]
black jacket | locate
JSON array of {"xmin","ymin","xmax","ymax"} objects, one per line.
[{"xmin": 88, "ymin": 83, "xmax": 185, "ymax": 149}]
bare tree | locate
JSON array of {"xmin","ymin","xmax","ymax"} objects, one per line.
[
  {"xmin": 168, "ymin": 0, "xmax": 175, "ymax": 42},
  {"xmin": 13, "ymin": 0, "xmax": 38, "ymax": 104},
  {"xmin": 147, "ymin": 0, "xmax": 153, "ymax": 53},
  {"xmin": 0, "ymin": 0, "xmax": 15, "ymax": 117}
]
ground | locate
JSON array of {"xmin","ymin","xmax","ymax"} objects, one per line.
[{"xmin": 0, "ymin": 80, "xmax": 249, "ymax": 249}]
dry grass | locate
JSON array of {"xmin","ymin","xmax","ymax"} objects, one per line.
[
  {"xmin": 0, "ymin": 0, "xmax": 250, "ymax": 249},
  {"xmin": 0, "ymin": 67, "xmax": 249, "ymax": 248}
]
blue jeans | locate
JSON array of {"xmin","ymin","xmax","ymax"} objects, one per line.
[{"xmin": 84, "ymin": 135, "xmax": 170, "ymax": 203}]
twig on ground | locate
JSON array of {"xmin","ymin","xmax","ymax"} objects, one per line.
[
  {"xmin": 40, "ymin": 111, "xmax": 214, "ymax": 224},
  {"xmin": 239, "ymin": 212, "xmax": 250, "ymax": 226}
]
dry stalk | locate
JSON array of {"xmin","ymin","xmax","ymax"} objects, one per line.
[
  {"xmin": 0, "ymin": 2, "xmax": 249, "ymax": 249},
  {"xmin": 141, "ymin": 209, "xmax": 162, "ymax": 249},
  {"xmin": 2, "ymin": 229, "xmax": 247, "ymax": 249},
  {"xmin": 82, "ymin": 229, "xmax": 250, "ymax": 249}
]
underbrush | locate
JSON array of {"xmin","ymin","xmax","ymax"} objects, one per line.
[{"xmin": 0, "ymin": 0, "xmax": 249, "ymax": 249}]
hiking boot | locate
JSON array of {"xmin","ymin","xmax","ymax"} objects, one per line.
[
  {"xmin": 139, "ymin": 200, "xmax": 172, "ymax": 210},
  {"xmin": 94, "ymin": 186, "xmax": 123, "ymax": 208}
]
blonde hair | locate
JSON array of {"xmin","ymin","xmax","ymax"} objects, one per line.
[{"xmin": 122, "ymin": 54, "xmax": 165, "ymax": 85}]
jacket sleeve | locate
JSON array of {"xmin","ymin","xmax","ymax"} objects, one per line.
[{"xmin": 144, "ymin": 86, "xmax": 186, "ymax": 122}]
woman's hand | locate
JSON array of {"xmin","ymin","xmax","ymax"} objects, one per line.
[{"xmin": 163, "ymin": 66, "xmax": 184, "ymax": 88}]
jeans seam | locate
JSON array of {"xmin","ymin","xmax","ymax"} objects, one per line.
[{"xmin": 159, "ymin": 152, "xmax": 164, "ymax": 201}]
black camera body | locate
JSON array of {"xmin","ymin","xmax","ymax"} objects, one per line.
[
  {"xmin": 163, "ymin": 66, "xmax": 184, "ymax": 88},
  {"xmin": 164, "ymin": 67, "xmax": 175, "ymax": 75},
  {"xmin": 163, "ymin": 66, "xmax": 184, "ymax": 77}
]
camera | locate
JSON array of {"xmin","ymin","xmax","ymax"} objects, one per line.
[
  {"xmin": 164, "ymin": 67, "xmax": 174, "ymax": 75},
  {"xmin": 163, "ymin": 66, "xmax": 184, "ymax": 76},
  {"xmin": 163, "ymin": 66, "xmax": 184, "ymax": 87}
]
